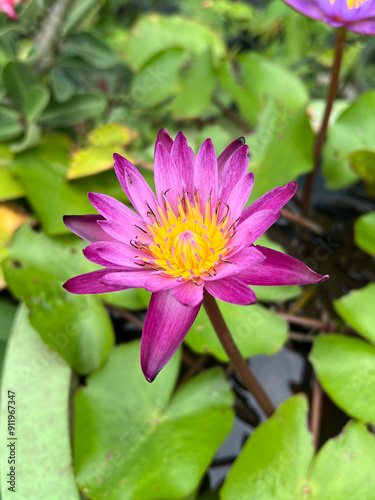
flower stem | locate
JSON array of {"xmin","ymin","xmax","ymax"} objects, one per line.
[
  {"xmin": 203, "ymin": 293, "xmax": 275, "ymax": 417},
  {"xmin": 302, "ymin": 27, "xmax": 347, "ymax": 218},
  {"xmin": 34, "ymin": 0, "xmax": 75, "ymax": 75}
]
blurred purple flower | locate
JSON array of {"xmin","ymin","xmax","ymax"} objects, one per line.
[
  {"xmin": 283, "ymin": 0, "xmax": 375, "ymax": 33},
  {"xmin": 0, "ymin": 0, "xmax": 25, "ymax": 20},
  {"xmin": 63, "ymin": 130, "xmax": 328, "ymax": 382}
]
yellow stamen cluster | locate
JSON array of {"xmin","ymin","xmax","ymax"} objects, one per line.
[
  {"xmin": 136, "ymin": 195, "xmax": 235, "ymax": 280},
  {"xmin": 330, "ymin": 0, "xmax": 369, "ymax": 8}
]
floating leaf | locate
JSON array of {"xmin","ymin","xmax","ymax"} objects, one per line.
[
  {"xmin": 10, "ymin": 122, "xmax": 42, "ymax": 153},
  {"xmin": 68, "ymin": 124, "xmax": 138, "ymax": 180},
  {"xmin": 249, "ymin": 100, "xmax": 314, "ymax": 202},
  {"xmin": 0, "ymin": 299, "xmax": 16, "ymax": 382},
  {"xmin": 2, "ymin": 226, "xmax": 115, "ymax": 374},
  {"xmin": 51, "ymin": 68, "xmax": 76, "ymax": 103},
  {"xmin": 0, "ymin": 105, "xmax": 23, "ymax": 143},
  {"xmin": 130, "ymin": 49, "xmax": 190, "ymax": 108},
  {"xmin": 2, "ymin": 62, "xmax": 49, "ymax": 121},
  {"xmin": 0, "ymin": 203, "xmax": 28, "ymax": 290},
  {"xmin": 40, "ymin": 94, "xmax": 106, "ymax": 127},
  {"xmin": 0, "ymin": 304, "xmax": 80, "ymax": 499},
  {"xmin": 185, "ymin": 299, "xmax": 288, "ymax": 362},
  {"xmin": 88, "ymin": 123, "xmax": 138, "ymax": 148},
  {"xmin": 221, "ymin": 395, "xmax": 375, "ymax": 499},
  {"xmin": 68, "ymin": 146, "xmax": 127, "ymax": 180},
  {"xmin": 322, "ymin": 91, "xmax": 375, "ymax": 189},
  {"xmin": 2, "ymin": 62, "xmax": 37, "ymax": 110},
  {"xmin": 124, "ymin": 14, "xmax": 225, "ymax": 72},
  {"xmin": 0, "ymin": 146, "xmax": 25, "ymax": 201},
  {"xmin": 237, "ymin": 52, "xmax": 308, "ymax": 111},
  {"xmin": 310, "ymin": 334, "xmax": 375, "ymax": 425},
  {"xmin": 354, "ymin": 211, "xmax": 375, "ymax": 256},
  {"xmin": 221, "ymin": 395, "xmax": 314, "ymax": 500},
  {"xmin": 24, "ymin": 86, "xmax": 50, "ymax": 122},
  {"xmin": 172, "ymin": 51, "xmax": 216, "ymax": 120},
  {"xmin": 63, "ymin": 32, "xmax": 118, "ymax": 70},
  {"xmin": 334, "ymin": 283, "xmax": 375, "ymax": 345},
  {"xmin": 13, "ymin": 134, "xmax": 93, "ymax": 234},
  {"xmin": 74, "ymin": 340, "xmax": 234, "ymax": 500},
  {"xmin": 306, "ymin": 421, "xmax": 375, "ymax": 499}
]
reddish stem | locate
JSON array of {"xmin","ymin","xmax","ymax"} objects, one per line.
[
  {"xmin": 303, "ymin": 28, "xmax": 347, "ymax": 217},
  {"xmin": 203, "ymin": 293, "xmax": 274, "ymax": 417}
]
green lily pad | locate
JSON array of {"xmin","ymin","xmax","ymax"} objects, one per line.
[
  {"xmin": 40, "ymin": 94, "xmax": 106, "ymax": 127},
  {"xmin": 0, "ymin": 304, "xmax": 79, "ymax": 499},
  {"xmin": 13, "ymin": 134, "xmax": 93, "ymax": 235},
  {"xmin": 221, "ymin": 395, "xmax": 314, "ymax": 500},
  {"xmin": 348, "ymin": 149, "xmax": 375, "ymax": 187},
  {"xmin": 124, "ymin": 14, "xmax": 225, "ymax": 72},
  {"xmin": 185, "ymin": 299, "xmax": 288, "ymax": 362},
  {"xmin": 68, "ymin": 124, "xmax": 138, "ymax": 180},
  {"xmin": 2, "ymin": 225, "xmax": 114, "ymax": 374},
  {"xmin": 237, "ymin": 52, "xmax": 308, "ymax": 111},
  {"xmin": 74, "ymin": 340, "xmax": 234, "ymax": 500},
  {"xmin": 306, "ymin": 421, "xmax": 375, "ymax": 500},
  {"xmin": 322, "ymin": 90, "xmax": 375, "ymax": 190},
  {"xmin": 172, "ymin": 51, "xmax": 216, "ymax": 120},
  {"xmin": 249, "ymin": 100, "xmax": 314, "ymax": 202},
  {"xmin": 0, "ymin": 106, "xmax": 24, "ymax": 143},
  {"xmin": 310, "ymin": 334, "xmax": 375, "ymax": 425},
  {"xmin": 334, "ymin": 283, "xmax": 375, "ymax": 344},
  {"xmin": 354, "ymin": 211, "xmax": 375, "ymax": 256},
  {"xmin": 131, "ymin": 48, "xmax": 190, "ymax": 108},
  {"xmin": 0, "ymin": 299, "xmax": 17, "ymax": 383},
  {"xmin": 0, "ymin": 146, "xmax": 25, "ymax": 201},
  {"xmin": 221, "ymin": 395, "xmax": 375, "ymax": 499}
]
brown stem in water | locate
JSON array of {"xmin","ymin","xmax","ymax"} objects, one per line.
[
  {"xmin": 203, "ymin": 293, "xmax": 274, "ymax": 417},
  {"xmin": 310, "ymin": 377, "xmax": 323, "ymax": 450},
  {"xmin": 302, "ymin": 27, "xmax": 347, "ymax": 218}
]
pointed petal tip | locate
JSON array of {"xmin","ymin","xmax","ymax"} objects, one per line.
[
  {"xmin": 113, "ymin": 152, "xmax": 123, "ymax": 162},
  {"xmin": 321, "ymin": 274, "xmax": 330, "ymax": 283},
  {"xmin": 239, "ymin": 136, "xmax": 246, "ymax": 145}
]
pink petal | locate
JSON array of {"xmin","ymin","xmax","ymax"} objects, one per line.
[
  {"xmin": 205, "ymin": 277, "xmax": 257, "ymax": 305},
  {"xmin": 113, "ymin": 153, "xmax": 158, "ymax": 221},
  {"xmin": 98, "ymin": 219, "xmax": 151, "ymax": 244},
  {"xmin": 102, "ymin": 270, "xmax": 179, "ymax": 292},
  {"xmin": 154, "ymin": 142, "xmax": 181, "ymax": 212},
  {"xmin": 63, "ymin": 269, "xmax": 125, "ymax": 294},
  {"xmin": 283, "ymin": 0, "xmax": 326, "ymax": 20},
  {"xmin": 63, "ymin": 215, "xmax": 116, "ymax": 242},
  {"xmin": 346, "ymin": 18, "xmax": 375, "ymax": 35},
  {"xmin": 233, "ymin": 209, "xmax": 280, "ymax": 247},
  {"xmin": 217, "ymin": 137, "xmax": 246, "ymax": 177},
  {"xmin": 154, "ymin": 128, "xmax": 173, "ymax": 155},
  {"xmin": 240, "ymin": 246, "xmax": 329, "ymax": 286},
  {"xmin": 88, "ymin": 192, "xmax": 141, "ymax": 225},
  {"xmin": 226, "ymin": 172, "xmax": 255, "ymax": 223},
  {"xmin": 218, "ymin": 144, "xmax": 250, "ymax": 202},
  {"xmin": 170, "ymin": 131, "xmax": 195, "ymax": 194},
  {"xmin": 172, "ymin": 280, "xmax": 204, "ymax": 307},
  {"xmin": 194, "ymin": 138, "xmax": 218, "ymax": 205},
  {"xmin": 241, "ymin": 182, "xmax": 297, "ymax": 222},
  {"xmin": 141, "ymin": 291, "xmax": 201, "ymax": 382},
  {"xmin": 84, "ymin": 241, "xmax": 148, "ymax": 268},
  {"xmin": 203, "ymin": 246, "xmax": 265, "ymax": 281}
]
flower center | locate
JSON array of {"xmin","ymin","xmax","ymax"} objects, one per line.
[
  {"xmin": 330, "ymin": 0, "xmax": 369, "ymax": 8},
  {"xmin": 135, "ymin": 194, "xmax": 235, "ymax": 281}
]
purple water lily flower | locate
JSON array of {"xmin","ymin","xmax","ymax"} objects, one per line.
[
  {"xmin": 63, "ymin": 130, "xmax": 328, "ymax": 382},
  {"xmin": 283, "ymin": 0, "xmax": 375, "ymax": 33}
]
